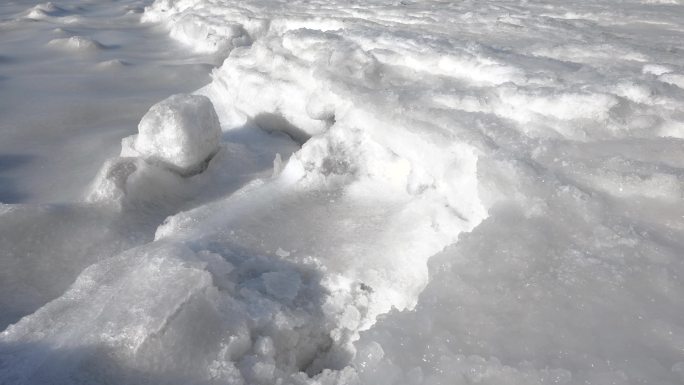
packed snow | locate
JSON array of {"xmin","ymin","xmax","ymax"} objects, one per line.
[{"xmin": 1, "ymin": 0, "xmax": 684, "ymax": 384}]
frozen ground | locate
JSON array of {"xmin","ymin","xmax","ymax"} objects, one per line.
[{"xmin": 1, "ymin": 0, "xmax": 684, "ymax": 384}]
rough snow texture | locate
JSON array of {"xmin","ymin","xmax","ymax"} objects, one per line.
[{"xmin": 2, "ymin": 0, "xmax": 684, "ymax": 385}]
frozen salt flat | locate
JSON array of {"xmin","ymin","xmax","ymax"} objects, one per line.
[{"xmin": 2, "ymin": 0, "xmax": 684, "ymax": 384}]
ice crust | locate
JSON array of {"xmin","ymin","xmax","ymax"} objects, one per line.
[{"xmin": 2, "ymin": 0, "xmax": 684, "ymax": 385}]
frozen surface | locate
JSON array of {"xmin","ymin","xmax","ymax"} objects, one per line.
[{"xmin": 2, "ymin": 0, "xmax": 684, "ymax": 384}]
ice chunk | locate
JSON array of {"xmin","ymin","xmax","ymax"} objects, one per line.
[{"xmin": 132, "ymin": 94, "xmax": 221, "ymax": 174}]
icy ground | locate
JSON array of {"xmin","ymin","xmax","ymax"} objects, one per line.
[{"xmin": 2, "ymin": 0, "xmax": 684, "ymax": 384}]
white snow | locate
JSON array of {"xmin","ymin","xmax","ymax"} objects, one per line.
[
  {"xmin": 2, "ymin": 0, "xmax": 684, "ymax": 384},
  {"xmin": 125, "ymin": 93, "xmax": 221, "ymax": 174},
  {"xmin": 0, "ymin": 0, "xmax": 214, "ymax": 203}
]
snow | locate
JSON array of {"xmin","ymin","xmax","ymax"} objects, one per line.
[
  {"xmin": 2, "ymin": 0, "xmax": 684, "ymax": 384},
  {"xmin": 0, "ymin": 0, "xmax": 214, "ymax": 203},
  {"xmin": 47, "ymin": 35, "xmax": 104, "ymax": 51},
  {"xmin": 125, "ymin": 93, "xmax": 222, "ymax": 174}
]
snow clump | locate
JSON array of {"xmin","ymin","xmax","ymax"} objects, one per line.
[{"xmin": 124, "ymin": 94, "xmax": 222, "ymax": 175}]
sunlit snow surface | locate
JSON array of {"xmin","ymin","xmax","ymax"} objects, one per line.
[{"xmin": 2, "ymin": 0, "xmax": 684, "ymax": 384}]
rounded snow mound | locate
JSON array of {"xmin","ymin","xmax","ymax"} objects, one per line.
[
  {"xmin": 127, "ymin": 94, "xmax": 222, "ymax": 175},
  {"xmin": 25, "ymin": 2, "xmax": 67, "ymax": 20},
  {"xmin": 47, "ymin": 36, "xmax": 103, "ymax": 52}
]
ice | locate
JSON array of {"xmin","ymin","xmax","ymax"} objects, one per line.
[
  {"xmin": 2, "ymin": 0, "xmax": 684, "ymax": 384},
  {"xmin": 85, "ymin": 156, "xmax": 187, "ymax": 210},
  {"xmin": 125, "ymin": 93, "xmax": 222, "ymax": 174}
]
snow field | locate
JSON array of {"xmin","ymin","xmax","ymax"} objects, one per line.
[{"xmin": 2, "ymin": 0, "xmax": 684, "ymax": 384}]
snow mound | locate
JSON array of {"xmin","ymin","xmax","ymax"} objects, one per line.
[
  {"xmin": 24, "ymin": 2, "xmax": 68, "ymax": 20},
  {"xmin": 125, "ymin": 94, "xmax": 222, "ymax": 175},
  {"xmin": 86, "ymin": 156, "xmax": 187, "ymax": 210},
  {"xmin": 47, "ymin": 36, "xmax": 103, "ymax": 52}
]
